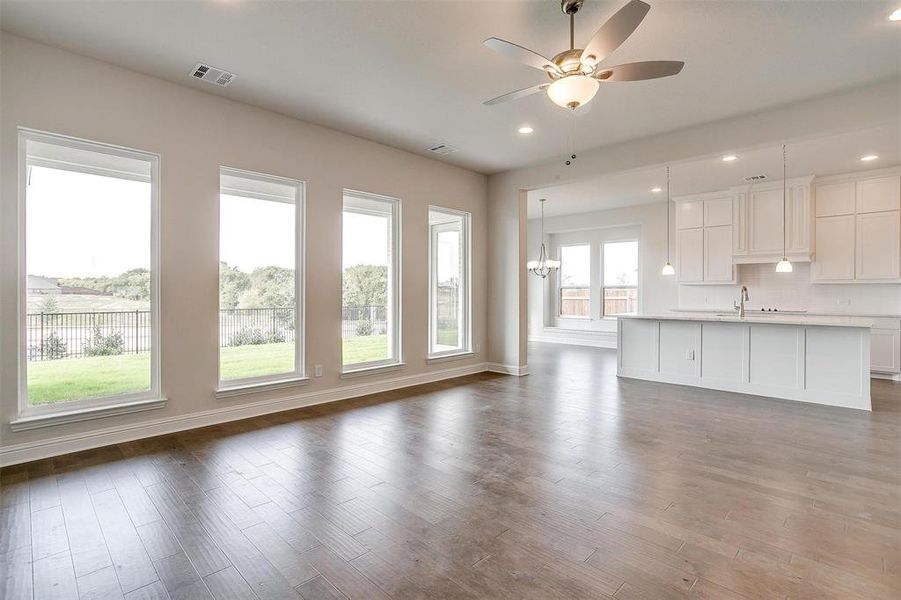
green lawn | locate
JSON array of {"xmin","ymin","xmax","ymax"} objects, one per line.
[{"xmin": 27, "ymin": 335, "xmax": 390, "ymax": 404}]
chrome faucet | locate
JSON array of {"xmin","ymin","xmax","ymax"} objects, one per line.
[{"xmin": 733, "ymin": 285, "xmax": 750, "ymax": 318}]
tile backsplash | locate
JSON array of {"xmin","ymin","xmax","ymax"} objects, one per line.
[{"xmin": 678, "ymin": 263, "xmax": 901, "ymax": 315}]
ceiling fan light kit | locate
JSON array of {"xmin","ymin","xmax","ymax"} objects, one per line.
[{"xmin": 482, "ymin": 0, "xmax": 684, "ymax": 110}]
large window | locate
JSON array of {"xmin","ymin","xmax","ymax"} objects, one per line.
[
  {"xmin": 602, "ymin": 240, "xmax": 639, "ymax": 316},
  {"xmin": 19, "ymin": 129, "xmax": 160, "ymax": 414},
  {"xmin": 342, "ymin": 191, "xmax": 400, "ymax": 370},
  {"xmin": 218, "ymin": 168, "xmax": 303, "ymax": 386},
  {"xmin": 428, "ymin": 207, "xmax": 470, "ymax": 357},
  {"xmin": 558, "ymin": 244, "xmax": 590, "ymax": 317}
]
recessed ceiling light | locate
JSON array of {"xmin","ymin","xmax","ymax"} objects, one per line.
[
  {"xmin": 722, "ymin": 155, "xmax": 738, "ymax": 162},
  {"xmin": 651, "ymin": 187, "xmax": 662, "ymax": 193},
  {"xmin": 860, "ymin": 154, "xmax": 879, "ymax": 162},
  {"xmin": 518, "ymin": 126, "xmax": 534, "ymax": 134},
  {"xmin": 889, "ymin": 8, "xmax": 901, "ymax": 21}
]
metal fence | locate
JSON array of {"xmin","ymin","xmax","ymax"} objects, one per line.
[{"xmin": 27, "ymin": 306, "xmax": 392, "ymax": 361}]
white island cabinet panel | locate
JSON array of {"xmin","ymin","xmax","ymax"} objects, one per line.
[
  {"xmin": 617, "ymin": 314, "xmax": 872, "ymax": 411},
  {"xmin": 805, "ymin": 327, "xmax": 868, "ymax": 397},
  {"xmin": 700, "ymin": 322, "xmax": 745, "ymax": 385},
  {"xmin": 749, "ymin": 325, "xmax": 802, "ymax": 389}
]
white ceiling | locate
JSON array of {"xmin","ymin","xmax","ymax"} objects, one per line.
[
  {"xmin": 528, "ymin": 126, "xmax": 901, "ymax": 218},
  {"xmin": 2, "ymin": 1, "xmax": 900, "ymax": 174}
]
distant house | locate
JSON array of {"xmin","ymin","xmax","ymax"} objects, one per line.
[
  {"xmin": 60, "ymin": 285, "xmax": 112, "ymax": 296},
  {"xmin": 27, "ymin": 275, "xmax": 61, "ymax": 295}
]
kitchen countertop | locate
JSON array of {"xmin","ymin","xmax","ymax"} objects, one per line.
[
  {"xmin": 673, "ymin": 308, "xmax": 901, "ymax": 319},
  {"xmin": 619, "ymin": 312, "xmax": 875, "ymax": 328}
]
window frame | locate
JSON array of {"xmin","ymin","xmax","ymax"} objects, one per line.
[
  {"xmin": 16, "ymin": 128, "xmax": 162, "ymax": 419},
  {"xmin": 217, "ymin": 166, "xmax": 306, "ymax": 389},
  {"xmin": 427, "ymin": 206, "xmax": 471, "ymax": 359},
  {"xmin": 341, "ymin": 189, "xmax": 402, "ymax": 373},
  {"xmin": 557, "ymin": 243, "xmax": 591, "ymax": 319},
  {"xmin": 600, "ymin": 238, "xmax": 640, "ymax": 318}
]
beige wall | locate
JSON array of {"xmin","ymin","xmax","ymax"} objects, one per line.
[{"xmin": 0, "ymin": 34, "xmax": 488, "ymax": 460}]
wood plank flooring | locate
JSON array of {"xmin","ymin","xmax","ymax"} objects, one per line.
[{"xmin": 2, "ymin": 342, "xmax": 900, "ymax": 599}]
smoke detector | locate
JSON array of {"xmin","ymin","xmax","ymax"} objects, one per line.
[
  {"xmin": 189, "ymin": 63, "xmax": 236, "ymax": 87},
  {"xmin": 744, "ymin": 174, "xmax": 767, "ymax": 182},
  {"xmin": 427, "ymin": 143, "xmax": 457, "ymax": 155}
]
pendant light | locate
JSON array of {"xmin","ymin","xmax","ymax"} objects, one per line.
[
  {"xmin": 527, "ymin": 199, "xmax": 561, "ymax": 278},
  {"xmin": 661, "ymin": 165, "xmax": 675, "ymax": 276},
  {"xmin": 775, "ymin": 144, "xmax": 793, "ymax": 273}
]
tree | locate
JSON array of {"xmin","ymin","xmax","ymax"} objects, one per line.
[
  {"xmin": 112, "ymin": 268, "xmax": 150, "ymax": 301},
  {"xmin": 219, "ymin": 262, "xmax": 250, "ymax": 309},
  {"xmin": 342, "ymin": 264, "xmax": 387, "ymax": 307},
  {"xmin": 39, "ymin": 295, "xmax": 59, "ymax": 313},
  {"xmin": 238, "ymin": 266, "xmax": 295, "ymax": 308}
]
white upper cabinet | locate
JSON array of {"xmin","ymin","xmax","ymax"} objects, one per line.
[
  {"xmin": 816, "ymin": 181, "xmax": 855, "ymax": 217},
  {"xmin": 856, "ymin": 211, "xmax": 900, "ymax": 280},
  {"xmin": 813, "ymin": 170, "xmax": 901, "ymax": 284},
  {"xmin": 674, "ymin": 192, "xmax": 734, "ymax": 284},
  {"xmin": 732, "ymin": 176, "xmax": 813, "ymax": 264},
  {"xmin": 813, "ymin": 215, "xmax": 855, "ymax": 281},
  {"xmin": 856, "ymin": 176, "xmax": 901, "ymax": 214}
]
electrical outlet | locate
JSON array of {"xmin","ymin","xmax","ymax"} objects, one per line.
[
  {"xmin": 686, "ymin": 349, "xmax": 695, "ymax": 360},
  {"xmin": 474, "ymin": 343, "xmax": 480, "ymax": 353},
  {"xmin": 314, "ymin": 364, "xmax": 323, "ymax": 377}
]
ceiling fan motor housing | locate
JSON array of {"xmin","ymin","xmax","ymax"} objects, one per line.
[{"xmin": 561, "ymin": 0, "xmax": 584, "ymax": 15}]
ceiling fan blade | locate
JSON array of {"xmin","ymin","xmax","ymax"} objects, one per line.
[
  {"xmin": 580, "ymin": 0, "xmax": 650, "ymax": 66},
  {"xmin": 593, "ymin": 60, "xmax": 684, "ymax": 82},
  {"xmin": 483, "ymin": 83, "xmax": 550, "ymax": 106},
  {"xmin": 483, "ymin": 38, "xmax": 561, "ymax": 74}
]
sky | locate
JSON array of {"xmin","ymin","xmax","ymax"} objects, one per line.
[{"xmin": 27, "ymin": 166, "xmax": 393, "ymax": 279}]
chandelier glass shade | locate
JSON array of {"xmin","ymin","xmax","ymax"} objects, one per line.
[{"xmin": 547, "ymin": 75, "xmax": 599, "ymax": 109}]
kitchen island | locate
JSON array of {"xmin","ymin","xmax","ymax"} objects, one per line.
[{"xmin": 617, "ymin": 313, "xmax": 873, "ymax": 410}]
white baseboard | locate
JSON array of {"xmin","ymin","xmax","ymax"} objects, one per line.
[
  {"xmin": 529, "ymin": 330, "xmax": 617, "ymax": 349},
  {"xmin": 872, "ymin": 372, "xmax": 901, "ymax": 382},
  {"xmin": 1, "ymin": 362, "xmax": 490, "ymax": 467},
  {"xmin": 484, "ymin": 362, "xmax": 529, "ymax": 376}
]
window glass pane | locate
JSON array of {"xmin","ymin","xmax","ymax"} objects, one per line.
[
  {"xmin": 25, "ymin": 138, "xmax": 154, "ymax": 406},
  {"xmin": 603, "ymin": 241, "xmax": 638, "ymax": 286},
  {"xmin": 219, "ymin": 170, "xmax": 299, "ymax": 382},
  {"xmin": 603, "ymin": 287, "xmax": 638, "ymax": 316},
  {"xmin": 343, "ymin": 193, "xmax": 398, "ymax": 367},
  {"xmin": 560, "ymin": 288, "xmax": 590, "ymax": 317},
  {"xmin": 429, "ymin": 209, "xmax": 469, "ymax": 355},
  {"xmin": 560, "ymin": 244, "xmax": 590, "ymax": 287}
]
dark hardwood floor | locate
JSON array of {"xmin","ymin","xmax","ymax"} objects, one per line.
[{"xmin": 2, "ymin": 342, "xmax": 900, "ymax": 599}]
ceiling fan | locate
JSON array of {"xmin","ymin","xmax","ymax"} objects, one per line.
[{"xmin": 483, "ymin": 0, "xmax": 684, "ymax": 110}]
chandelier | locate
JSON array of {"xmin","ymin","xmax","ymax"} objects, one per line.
[{"xmin": 527, "ymin": 198, "xmax": 561, "ymax": 278}]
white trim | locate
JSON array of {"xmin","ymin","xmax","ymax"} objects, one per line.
[
  {"xmin": 9, "ymin": 398, "xmax": 167, "ymax": 432},
  {"xmin": 872, "ymin": 372, "xmax": 901, "ymax": 382},
  {"xmin": 340, "ymin": 362, "xmax": 405, "ymax": 379},
  {"xmin": 0, "ymin": 363, "xmax": 489, "ymax": 467},
  {"xmin": 426, "ymin": 351, "xmax": 477, "ymax": 364},
  {"xmin": 485, "ymin": 363, "xmax": 529, "ymax": 376},
  {"xmin": 215, "ymin": 376, "xmax": 310, "ymax": 399},
  {"xmin": 529, "ymin": 331, "xmax": 617, "ymax": 349},
  {"xmin": 217, "ymin": 167, "xmax": 306, "ymax": 386},
  {"xmin": 16, "ymin": 128, "xmax": 162, "ymax": 420}
]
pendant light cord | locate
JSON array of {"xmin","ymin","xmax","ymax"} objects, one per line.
[
  {"xmin": 666, "ymin": 165, "xmax": 671, "ymax": 263},
  {"xmin": 782, "ymin": 143, "xmax": 787, "ymax": 258}
]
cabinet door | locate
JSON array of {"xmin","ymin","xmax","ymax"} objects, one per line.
[
  {"xmin": 704, "ymin": 197, "xmax": 732, "ymax": 227},
  {"xmin": 814, "ymin": 215, "xmax": 855, "ymax": 281},
  {"xmin": 677, "ymin": 200, "xmax": 703, "ymax": 229},
  {"xmin": 677, "ymin": 228, "xmax": 703, "ymax": 282},
  {"xmin": 871, "ymin": 329, "xmax": 901, "ymax": 374},
  {"xmin": 857, "ymin": 177, "xmax": 901, "ymax": 214},
  {"xmin": 856, "ymin": 211, "xmax": 900, "ymax": 280},
  {"xmin": 704, "ymin": 225, "xmax": 734, "ymax": 282},
  {"xmin": 815, "ymin": 181, "xmax": 855, "ymax": 217},
  {"xmin": 748, "ymin": 189, "xmax": 784, "ymax": 254}
]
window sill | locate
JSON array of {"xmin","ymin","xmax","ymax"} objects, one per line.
[
  {"xmin": 426, "ymin": 351, "xmax": 477, "ymax": 364},
  {"xmin": 558, "ymin": 316, "xmax": 592, "ymax": 320},
  {"xmin": 215, "ymin": 376, "xmax": 310, "ymax": 399},
  {"xmin": 10, "ymin": 397, "xmax": 167, "ymax": 432},
  {"xmin": 340, "ymin": 362, "xmax": 405, "ymax": 379}
]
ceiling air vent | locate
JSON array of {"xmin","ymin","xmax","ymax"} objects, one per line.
[
  {"xmin": 744, "ymin": 174, "xmax": 767, "ymax": 182},
  {"xmin": 189, "ymin": 63, "xmax": 236, "ymax": 87},
  {"xmin": 427, "ymin": 143, "xmax": 457, "ymax": 156}
]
